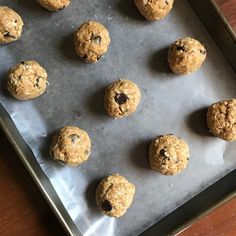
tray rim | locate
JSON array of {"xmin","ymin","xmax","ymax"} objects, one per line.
[
  {"xmin": 171, "ymin": 190, "xmax": 236, "ymax": 236},
  {"xmin": 1, "ymin": 0, "xmax": 236, "ymax": 235},
  {"xmin": 0, "ymin": 103, "xmax": 82, "ymax": 236}
]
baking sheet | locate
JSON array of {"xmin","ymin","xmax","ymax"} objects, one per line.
[{"xmin": 0, "ymin": 0, "xmax": 236, "ymax": 235}]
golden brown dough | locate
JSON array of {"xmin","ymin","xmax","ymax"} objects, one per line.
[
  {"xmin": 168, "ymin": 37, "xmax": 206, "ymax": 74},
  {"xmin": 37, "ymin": 0, "xmax": 70, "ymax": 11},
  {"xmin": 7, "ymin": 60, "xmax": 48, "ymax": 100},
  {"xmin": 104, "ymin": 79, "xmax": 141, "ymax": 118},
  {"xmin": 96, "ymin": 174, "xmax": 135, "ymax": 217},
  {"xmin": 149, "ymin": 134, "xmax": 190, "ymax": 175},
  {"xmin": 134, "ymin": 0, "xmax": 174, "ymax": 21},
  {"xmin": 0, "ymin": 6, "xmax": 24, "ymax": 44},
  {"xmin": 50, "ymin": 126, "xmax": 91, "ymax": 166},
  {"xmin": 207, "ymin": 99, "xmax": 236, "ymax": 141},
  {"xmin": 74, "ymin": 20, "xmax": 111, "ymax": 63}
]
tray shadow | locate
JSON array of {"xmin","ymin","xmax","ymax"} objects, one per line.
[
  {"xmin": 148, "ymin": 47, "xmax": 173, "ymax": 75},
  {"xmin": 86, "ymin": 86, "xmax": 107, "ymax": 117},
  {"xmin": 16, "ymin": 0, "xmax": 50, "ymax": 14},
  {"xmin": 129, "ymin": 139, "xmax": 151, "ymax": 170},
  {"xmin": 186, "ymin": 107, "xmax": 212, "ymax": 137},
  {"xmin": 115, "ymin": 0, "xmax": 145, "ymax": 21},
  {"xmin": 0, "ymin": 70, "xmax": 13, "ymax": 99},
  {"xmin": 85, "ymin": 178, "xmax": 103, "ymax": 215},
  {"xmin": 39, "ymin": 131, "xmax": 63, "ymax": 165},
  {"xmin": 58, "ymin": 33, "xmax": 84, "ymax": 64}
]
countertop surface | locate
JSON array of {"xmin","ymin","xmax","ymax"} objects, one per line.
[{"xmin": 0, "ymin": 0, "xmax": 236, "ymax": 235}]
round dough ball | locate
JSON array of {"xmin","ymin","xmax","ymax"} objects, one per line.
[
  {"xmin": 96, "ymin": 174, "xmax": 135, "ymax": 217},
  {"xmin": 207, "ymin": 99, "xmax": 236, "ymax": 141},
  {"xmin": 104, "ymin": 79, "xmax": 141, "ymax": 118},
  {"xmin": 168, "ymin": 37, "xmax": 206, "ymax": 74},
  {"xmin": 134, "ymin": 0, "xmax": 174, "ymax": 21},
  {"xmin": 50, "ymin": 126, "xmax": 91, "ymax": 166},
  {"xmin": 0, "ymin": 6, "xmax": 24, "ymax": 44},
  {"xmin": 74, "ymin": 20, "xmax": 111, "ymax": 63},
  {"xmin": 7, "ymin": 60, "xmax": 48, "ymax": 100},
  {"xmin": 149, "ymin": 134, "xmax": 190, "ymax": 175},
  {"xmin": 37, "ymin": 0, "xmax": 70, "ymax": 11}
]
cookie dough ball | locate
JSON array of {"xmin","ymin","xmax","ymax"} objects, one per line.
[
  {"xmin": 74, "ymin": 20, "xmax": 111, "ymax": 63},
  {"xmin": 149, "ymin": 134, "xmax": 190, "ymax": 175},
  {"xmin": 96, "ymin": 174, "xmax": 135, "ymax": 217},
  {"xmin": 50, "ymin": 126, "xmax": 91, "ymax": 166},
  {"xmin": 134, "ymin": 0, "xmax": 174, "ymax": 21},
  {"xmin": 207, "ymin": 99, "xmax": 236, "ymax": 141},
  {"xmin": 0, "ymin": 6, "xmax": 24, "ymax": 44},
  {"xmin": 168, "ymin": 37, "xmax": 206, "ymax": 74},
  {"xmin": 104, "ymin": 79, "xmax": 141, "ymax": 118},
  {"xmin": 7, "ymin": 61, "xmax": 48, "ymax": 100},
  {"xmin": 37, "ymin": 0, "xmax": 70, "ymax": 11}
]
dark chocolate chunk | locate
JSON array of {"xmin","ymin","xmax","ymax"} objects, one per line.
[
  {"xmin": 115, "ymin": 93, "xmax": 128, "ymax": 105},
  {"xmin": 3, "ymin": 31, "xmax": 15, "ymax": 39},
  {"xmin": 20, "ymin": 61, "xmax": 25, "ymax": 65},
  {"xmin": 176, "ymin": 45, "xmax": 185, "ymax": 51},
  {"xmin": 160, "ymin": 149, "xmax": 166, "ymax": 157},
  {"xmin": 34, "ymin": 77, "xmax": 41, "ymax": 88},
  {"xmin": 160, "ymin": 148, "xmax": 170, "ymax": 160},
  {"xmin": 57, "ymin": 5, "xmax": 65, "ymax": 11},
  {"xmin": 165, "ymin": 0, "xmax": 169, "ymax": 5},
  {"xmin": 101, "ymin": 200, "xmax": 112, "ymax": 211},
  {"xmin": 81, "ymin": 54, "xmax": 88, "ymax": 61},
  {"xmin": 199, "ymin": 49, "xmax": 206, "ymax": 55},
  {"xmin": 91, "ymin": 34, "xmax": 102, "ymax": 44},
  {"xmin": 96, "ymin": 54, "xmax": 102, "ymax": 61}
]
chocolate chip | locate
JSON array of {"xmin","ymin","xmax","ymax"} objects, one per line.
[
  {"xmin": 91, "ymin": 34, "xmax": 102, "ymax": 44},
  {"xmin": 81, "ymin": 54, "xmax": 88, "ymax": 61},
  {"xmin": 57, "ymin": 5, "xmax": 65, "ymax": 10},
  {"xmin": 160, "ymin": 148, "xmax": 170, "ymax": 160},
  {"xmin": 20, "ymin": 61, "xmax": 25, "ymax": 65},
  {"xmin": 69, "ymin": 134, "xmax": 80, "ymax": 143},
  {"xmin": 200, "ymin": 49, "xmax": 206, "ymax": 55},
  {"xmin": 115, "ymin": 93, "xmax": 128, "ymax": 105},
  {"xmin": 187, "ymin": 157, "xmax": 190, "ymax": 160},
  {"xmin": 96, "ymin": 54, "xmax": 102, "ymax": 61},
  {"xmin": 165, "ymin": 0, "xmax": 169, "ymax": 5},
  {"xmin": 176, "ymin": 45, "xmax": 185, "ymax": 51},
  {"xmin": 3, "ymin": 32, "xmax": 15, "ymax": 39},
  {"xmin": 160, "ymin": 149, "xmax": 166, "ymax": 157},
  {"xmin": 101, "ymin": 200, "xmax": 112, "ymax": 211},
  {"xmin": 34, "ymin": 77, "xmax": 41, "ymax": 88}
]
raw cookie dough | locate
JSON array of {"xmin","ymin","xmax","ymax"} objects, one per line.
[
  {"xmin": 168, "ymin": 37, "xmax": 207, "ymax": 74},
  {"xmin": 134, "ymin": 0, "xmax": 174, "ymax": 21},
  {"xmin": 0, "ymin": 6, "xmax": 24, "ymax": 44},
  {"xmin": 96, "ymin": 174, "xmax": 135, "ymax": 217},
  {"xmin": 7, "ymin": 60, "xmax": 48, "ymax": 100},
  {"xmin": 207, "ymin": 99, "xmax": 236, "ymax": 141},
  {"xmin": 74, "ymin": 20, "xmax": 111, "ymax": 63},
  {"xmin": 104, "ymin": 79, "xmax": 141, "ymax": 118},
  {"xmin": 37, "ymin": 0, "xmax": 70, "ymax": 11},
  {"xmin": 149, "ymin": 134, "xmax": 190, "ymax": 175},
  {"xmin": 50, "ymin": 126, "xmax": 91, "ymax": 166}
]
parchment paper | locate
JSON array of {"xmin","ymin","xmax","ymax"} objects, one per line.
[{"xmin": 0, "ymin": 0, "xmax": 236, "ymax": 235}]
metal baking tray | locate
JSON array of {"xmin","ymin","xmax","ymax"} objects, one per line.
[{"xmin": 0, "ymin": 0, "xmax": 236, "ymax": 235}]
